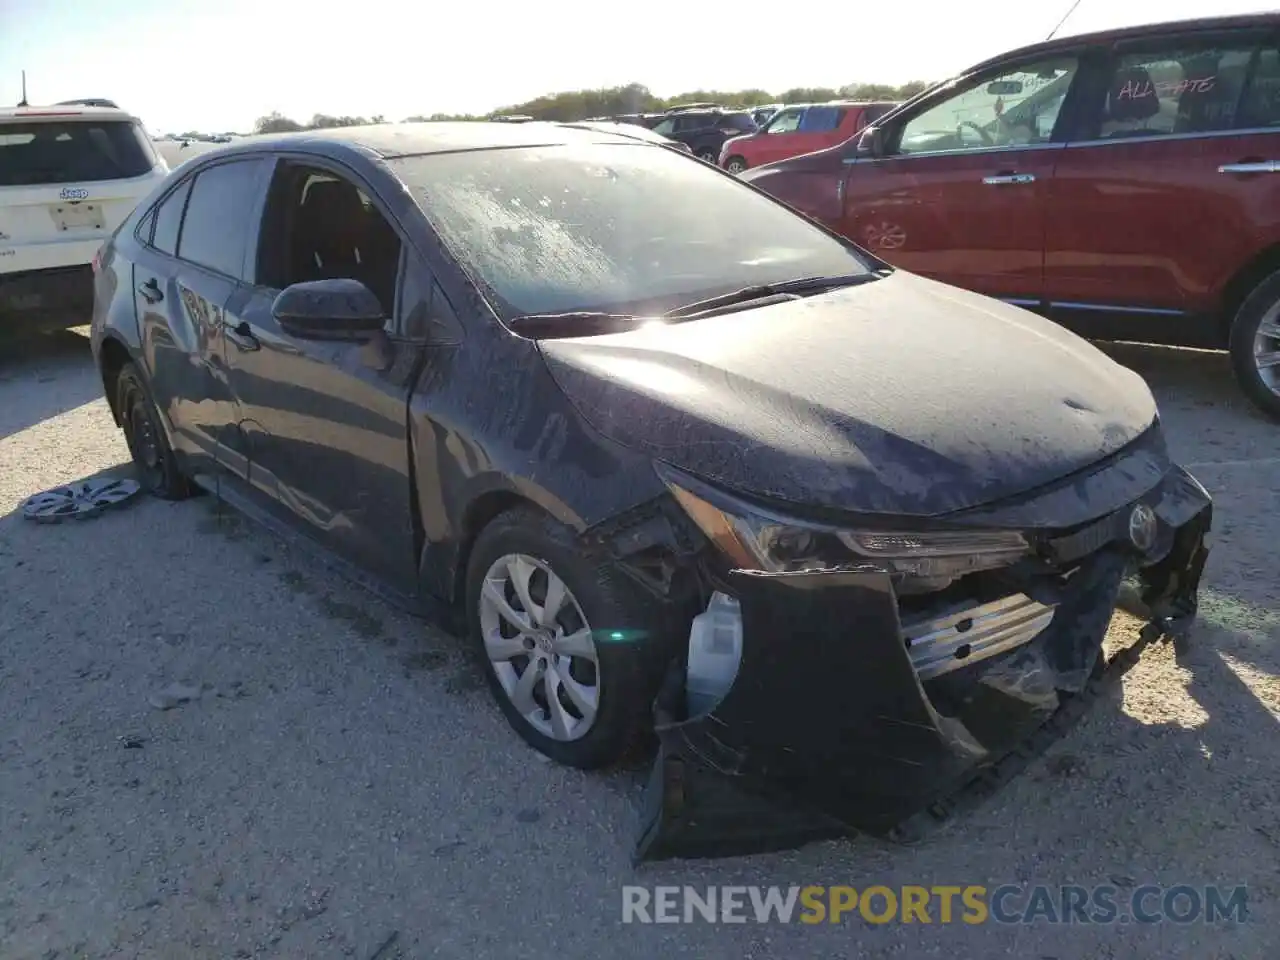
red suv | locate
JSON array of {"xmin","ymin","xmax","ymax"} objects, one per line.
[
  {"xmin": 718, "ymin": 101, "xmax": 897, "ymax": 175},
  {"xmin": 743, "ymin": 13, "xmax": 1280, "ymax": 419}
]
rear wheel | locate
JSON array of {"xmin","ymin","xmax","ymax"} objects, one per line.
[
  {"xmin": 465, "ymin": 506, "xmax": 674, "ymax": 768},
  {"xmin": 725, "ymin": 155, "xmax": 747, "ymax": 175},
  {"xmin": 116, "ymin": 362, "xmax": 191, "ymax": 499},
  {"xmin": 1228, "ymin": 268, "xmax": 1280, "ymax": 420},
  {"xmin": 696, "ymin": 147, "xmax": 718, "ymax": 163}
]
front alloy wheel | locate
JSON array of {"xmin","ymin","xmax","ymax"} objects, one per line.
[
  {"xmin": 1229, "ymin": 268, "xmax": 1280, "ymax": 420},
  {"xmin": 479, "ymin": 553, "xmax": 600, "ymax": 742},
  {"xmin": 465, "ymin": 506, "xmax": 674, "ymax": 768},
  {"xmin": 1248, "ymin": 304, "xmax": 1280, "ymax": 398}
]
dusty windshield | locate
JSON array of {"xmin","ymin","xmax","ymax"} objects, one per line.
[{"xmin": 390, "ymin": 143, "xmax": 871, "ymax": 318}]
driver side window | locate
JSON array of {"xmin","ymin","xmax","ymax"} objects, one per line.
[
  {"xmin": 766, "ymin": 108, "xmax": 803, "ymax": 134},
  {"xmin": 256, "ymin": 163, "xmax": 402, "ymax": 319},
  {"xmin": 896, "ymin": 55, "xmax": 1080, "ymax": 156}
]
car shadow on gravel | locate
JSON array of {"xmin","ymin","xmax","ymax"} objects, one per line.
[
  {"xmin": 1133, "ymin": 615, "xmax": 1280, "ymax": 890},
  {"xmin": 0, "ymin": 328, "xmax": 103, "ymax": 441},
  {"xmin": 1097, "ymin": 341, "xmax": 1263, "ymax": 419}
]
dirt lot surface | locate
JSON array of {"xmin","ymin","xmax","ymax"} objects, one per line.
[{"xmin": 1, "ymin": 330, "xmax": 1277, "ymax": 959}]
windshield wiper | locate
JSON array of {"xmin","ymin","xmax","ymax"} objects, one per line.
[
  {"xmin": 507, "ymin": 311, "xmax": 643, "ymax": 337},
  {"xmin": 661, "ymin": 272, "xmax": 885, "ymax": 320},
  {"xmin": 507, "ymin": 272, "xmax": 887, "ymax": 335}
]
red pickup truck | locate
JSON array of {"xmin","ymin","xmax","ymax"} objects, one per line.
[{"xmin": 744, "ymin": 13, "xmax": 1280, "ymax": 420}]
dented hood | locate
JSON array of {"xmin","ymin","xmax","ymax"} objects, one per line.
[{"xmin": 538, "ymin": 271, "xmax": 1158, "ymax": 517}]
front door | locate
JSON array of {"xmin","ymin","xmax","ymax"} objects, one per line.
[
  {"xmin": 1043, "ymin": 29, "xmax": 1274, "ymax": 342},
  {"xmin": 838, "ymin": 52, "xmax": 1085, "ymax": 304},
  {"xmin": 754, "ymin": 106, "xmax": 808, "ymax": 166},
  {"xmin": 224, "ymin": 160, "xmax": 421, "ymax": 593}
]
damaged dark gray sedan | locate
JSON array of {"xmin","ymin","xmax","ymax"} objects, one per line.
[{"xmin": 89, "ymin": 122, "xmax": 1211, "ymax": 861}]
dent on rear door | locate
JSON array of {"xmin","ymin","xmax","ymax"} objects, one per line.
[{"xmin": 132, "ymin": 252, "xmax": 234, "ymax": 475}]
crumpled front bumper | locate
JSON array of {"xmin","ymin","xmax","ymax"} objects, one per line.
[{"xmin": 634, "ymin": 466, "xmax": 1212, "ymax": 862}]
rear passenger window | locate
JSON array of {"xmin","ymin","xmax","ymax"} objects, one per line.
[
  {"xmin": 1238, "ymin": 47, "xmax": 1280, "ymax": 128},
  {"xmin": 675, "ymin": 114, "xmax": 714, "ymax": 132},
  {"xmin": 1094, "ymin": 43, "xmax": 1253, "ymax": 139},
  {"xmin": 151, "ymin": 179, "xmax": 192, "ymax": 257},
  {"xmin": 799, "ymin": 107, "xmax": 844, "ymax": 132},
  {"xmin": 177, "ymin": 159, "xmax": 263, "ymax": 279}
]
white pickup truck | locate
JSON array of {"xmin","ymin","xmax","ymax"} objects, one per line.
[{"xmin": 1, "ymin": 104, "xmax": 170, "ymax": 333}]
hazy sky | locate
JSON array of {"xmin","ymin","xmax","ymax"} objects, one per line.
[{"xmin": 0, "ymin": 0, "xmax": 1272, "ymax": 133}]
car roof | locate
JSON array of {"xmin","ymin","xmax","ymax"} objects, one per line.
[
  {"xmin": 969, "ymin": 12, "xmax": 1280, "ymax": 72},
  {"xmin": 549, "ymin": 120, "xmax": 674, "ymax": 143},
  {"xmin": 187, "ymin": 121, "xmax": 668, "ymax": 163},
  {"xmin": 0, "ymin": 104, "xmax": 137, "ymax": 123}
]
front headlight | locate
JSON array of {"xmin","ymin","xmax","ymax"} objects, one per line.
[{"xmin": 663, "ymin": 472, "xmax": 1030, "ymax": 594}]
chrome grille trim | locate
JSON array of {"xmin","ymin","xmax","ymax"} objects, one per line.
[{"xmin": 903, "ymin": 593, "xmax": 1056, "ymax": 680}]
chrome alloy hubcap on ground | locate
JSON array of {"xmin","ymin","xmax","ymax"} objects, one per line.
[
  {"xmin": 1253, "ymin": 303, "xmax": 1280, "ymax": 396},
  {"xmin": 479, "ymin": 554, "xmax": 600, "ymax": 741}
]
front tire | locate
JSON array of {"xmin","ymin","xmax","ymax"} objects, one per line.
[
  {"xmin": 725, "ymin": 155, "xmax": 747, "ymax": 175},
  {"xmin": 465, "ymin": 506, "xmax": 674, "ymax": 769},
  {"xmin": 1228, "ymin": 268, "xmax": 1280, "ymax": 421},
  {"xmin": 116, "ymin": 362, "xmax": 191, "ymax": 499}
]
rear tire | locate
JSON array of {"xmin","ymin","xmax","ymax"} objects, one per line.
[
  {"xmin": 116, "ymin": 362, "xmax": 192, "ymax": 500},
  {"xmin": 696, "ymin": 147, "xmax": 718, "ymax": 163},
  {"xmin": 1227, "ymin": 268, "xmax": 1280, "ymax": 421},
  {"xmin": 465, "ymin": 506, "xmax": 675, "ymax": 769}
]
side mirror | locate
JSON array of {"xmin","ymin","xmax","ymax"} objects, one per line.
[
  {"xmin": 272, "ymin": 278, "xmax": 386, "ymax": 341},
  {"xmin": 855, "ymin": 126, "xmax": 885, "ymax": 157}
]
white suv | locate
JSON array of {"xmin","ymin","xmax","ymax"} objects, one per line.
[{"xmin": 1, "ymin": 105, "xmax": 169, "ymax": 332}]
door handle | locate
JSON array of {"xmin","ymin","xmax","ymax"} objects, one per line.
[
  {"xmin": 137, "ymin": 278, "xmax": 163, "ymax": 304},
  {"xmin": 982, "ymin": 173, "xmax": 1036, "ymax": 185},
  {"xmin": 1218, "ymin": 161, "xmax": 1277, "ymax": 174},
  {"xmin": 225, "ymin": 320, "xmax": 260, "ymax": 352}
]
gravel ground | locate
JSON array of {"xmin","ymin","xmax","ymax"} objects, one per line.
[{"xmin": 1, "ymin": 330, "xmax": 1277, "ymax": 959}]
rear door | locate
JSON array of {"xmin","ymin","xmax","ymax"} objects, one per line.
[
  {"xmin": 131, "ymin": 157, "xmax": 270, "ymax": 479},
  {"xmin": 1043, "ymin": 27, "xmax": 1275, "ymax": 343},
  {"xmin": 794, "ymin": 105, "xmax": 849, "ymax": 155},
  {"xmin": 838, "ymin": 51, "xmax": 1085, "ymax": 302},
  {"xmin": 0, "ymin": 113, "xmax": 164, "ymax": 275},
  {"xmin": 673, "ymin": 114, "xmax": 714, "ymax": 153}
]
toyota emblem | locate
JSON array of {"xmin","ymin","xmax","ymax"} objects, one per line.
[{"xmin": 1127, "ymin": 503, "xmax": 1158, "ymax": 552}]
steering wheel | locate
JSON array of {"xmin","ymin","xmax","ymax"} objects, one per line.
[{"xmin": 956, "ymin": 120, "xmax": 995, "ymax": 146}]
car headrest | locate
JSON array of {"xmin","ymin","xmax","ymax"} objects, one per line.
[
  {"xmin": 299, "ymin": 179, "xmax": 368, "ymax": 231},
  {"xmin": 1177, "ymin": 64, "xmax": 1245, "ymax": 131},
  {"xmin": 1108, "ymin": 67, "xmax": 1161, "ymax": 122}
]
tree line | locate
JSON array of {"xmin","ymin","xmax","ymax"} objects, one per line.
[{"xmin": 252, "ymin": 81, "xmax": 932, "ymax": 134}]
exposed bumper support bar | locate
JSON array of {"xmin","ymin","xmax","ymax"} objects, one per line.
[{"xmin": 634, "ymin": 468, "xmax": 1212, "ymax": 862}]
